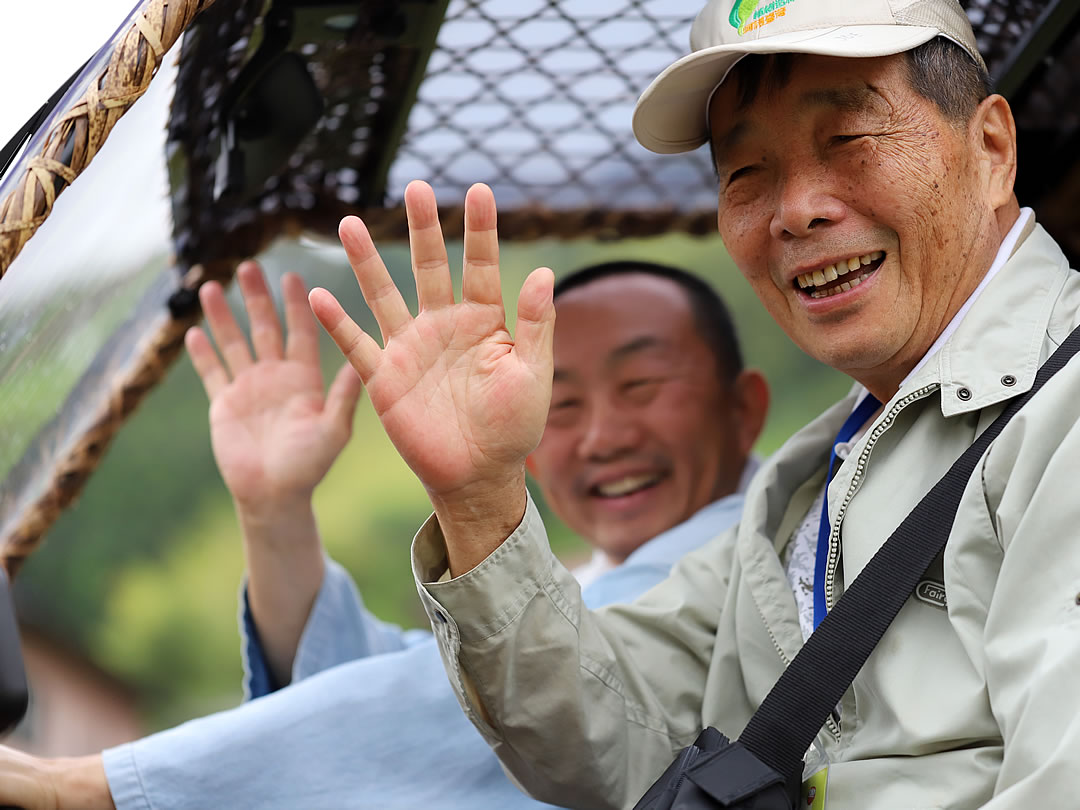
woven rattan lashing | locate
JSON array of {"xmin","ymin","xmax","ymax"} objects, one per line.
[
  {"xmin": 0, "ymin": 0, "xmax": 218, "ymax": 279},
  {"xmin": 0, "ymin": 260, "xmax": 237, "ymax": 577}
]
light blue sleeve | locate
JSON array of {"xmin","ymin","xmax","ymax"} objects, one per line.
[
  {"xmin": 101, "ymin": 547, "xmax": 682, "ymax": 810},
  {"xmin": 104, "ymin": 638, "xmax": 564, "ymax": 810},
  {"xmin": 104, "ymin": 498, "xmax": 742, "ymax": 810},
  {"xmin": 241, "ymin": 558, "xmax": 431, "ymax": 698}
]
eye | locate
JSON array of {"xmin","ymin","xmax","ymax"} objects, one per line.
[
  {"xmin": 726, "ymin": 166, "xmax": 755, "ymax": 185},
  {"xmin": 831, "ymin": 134, "xmax": 867, "ymax": 145},
  {"xmin": 621, "ymin": 378, "xmax": 661, "ymax": 402},
  {"xmin": 551, "ymin": 398, "xmax": 582, "ymax": 411},
  {"xmin": 546, "ymin": 398, "xmax": 582, "ymax": 427}
]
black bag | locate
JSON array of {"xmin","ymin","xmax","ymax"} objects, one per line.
[
  {"xmin": 632, "ymin": 326, "xmax": 1080, "ymax": 810},
  {"xmin": 634, "ymin": 728, "xmax": 798, "ymax": 810}
]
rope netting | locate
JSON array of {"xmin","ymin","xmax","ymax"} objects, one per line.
[
  {"xmin": 169, "ymin": 0, "xmax": 718, "ymax": 273},
  {"xmin": 171, "ymin": 0, "xmax": 1078, "ymax": 265},
  {"xmin": 391, "ymin": 0, "xmax": 715, "ymax": 212}
]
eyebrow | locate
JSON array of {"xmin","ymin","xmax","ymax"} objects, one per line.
[
  {"xmin": 798, "ymin": 84, "xmax": 887, "ymax": 114},
  {"xmin": 711, "ymin": 83, "xmax": 889, "ymax": 170},
  {"xmin": 609, "ymin": 335, "xmax": 667, "ymax": 365},
  {"xmin": 712, "ymin": 122, "xmax": 748, "ymax": 158},
  {"xmin": 552, "ymin": 335, "xmax": 668, "ymax": 382},
  {"xmin": 552, "ymin": 368, "xmax": 576, "ymax": 383}
]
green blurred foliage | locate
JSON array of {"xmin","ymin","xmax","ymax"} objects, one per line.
[{"xmin": 13, "ymin": 233, "xmax": 849, "ymax": 730}]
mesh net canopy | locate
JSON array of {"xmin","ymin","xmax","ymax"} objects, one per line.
[
  {"xmin": 1, "ymin": 0, "xmax": 1079, "ymax": 566},
  {"xmin": 169, "ymin": 0, "xmax": 1080, "ymax": 267},
  {"xmin": 169, "ymin": 0, "xmax": 718, "ymax": 273}
]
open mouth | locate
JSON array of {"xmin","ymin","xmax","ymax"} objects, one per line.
[
  {"xmin": 590, "ymin": 472, "xmax": 665, "ymax": 500},
  {"xmin": 794, "ymin": 251, "xmax": 885, "ymax": 300}
]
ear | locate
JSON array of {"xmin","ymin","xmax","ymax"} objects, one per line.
[
  {"xmin": 971, "ymin": 94, "xmax": 1018, "ymax": 211},
  {"xmin": 731, "ymin": 369, "xmax": 770, "ymax": 456}
]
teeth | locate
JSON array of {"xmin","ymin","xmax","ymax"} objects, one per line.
[
  {"xmin": 795, "ymin": 252, "xmax": 883, "ymax": 291},
  {"xmin": 595, "ymin": 473, "xmax": 660, "ymax": 498}
]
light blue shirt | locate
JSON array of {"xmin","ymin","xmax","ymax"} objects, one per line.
[{"xmin": 101, "ymin": 494, "xmax": 744, "ymax": 809}]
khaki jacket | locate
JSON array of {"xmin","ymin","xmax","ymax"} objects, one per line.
[{"xmin": 412, "ymin": 223, "xmax": 1080, "ymax": 809}]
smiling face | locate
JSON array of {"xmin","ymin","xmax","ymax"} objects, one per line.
[
  {"xmin": 710, "ymin": 53, "xmax": 1017, "ymax": 399},
  {"xmin": 528, "ymin": 273, "xmax": 766, "ymax": 563}
]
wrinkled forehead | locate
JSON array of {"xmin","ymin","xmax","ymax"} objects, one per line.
[{"xmin": 707, "ymin": 54, "xmax": 903, "ymax": 156}]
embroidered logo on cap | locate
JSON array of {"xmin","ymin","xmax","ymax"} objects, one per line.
[{"xmin": 730, "ymin": 0, "xmax": 796, "ymax": 35}]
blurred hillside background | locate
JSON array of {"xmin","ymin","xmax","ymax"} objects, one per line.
[{"xmin": 13, "ymin": 233, "xmax": 850, "ymax": 733}]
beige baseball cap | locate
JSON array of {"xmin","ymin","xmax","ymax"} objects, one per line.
[{"xmin": 632, "ymin": 0, "xmax": 984, "ymax": 154}]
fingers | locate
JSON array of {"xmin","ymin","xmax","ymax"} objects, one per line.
[
  {"xmin": 199, "ymin": 280, "xmax": 253, "ymax": 377},
  {"xmin": 309, "ymin": 287, "xmax": 382, "ymax": 381},
  {"xmin": 462, "ymin": 183, "xmax": 503, "ymax": 308},
  {"xmin": 282, "ymin": 271, "xmax": 321, "ymax": 368},
  {"xmin": 405, "ymin": 180, "xmax": 455, "ymax": 311},
  {"xmin": 339, "ymin": 216, "xmax": 412, "ymax": 343},
  {"xmin": 185, "ymin": 326, "xmax": 229, "ymax": 400},
  {"xmin": 325, "ymin": 362, "xmax": 365, "ymax": 433},
  {"xmin": 514, "ymin": 267, "xmax": 556, "ymax": 376},
  {"xmin": 236, "ymin": 261, "xmax": 285, "ymax": 362}
]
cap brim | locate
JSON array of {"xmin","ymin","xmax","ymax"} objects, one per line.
[{"xmin": 632, "ymin": 24, "xmax": 939, "ymax": 154}]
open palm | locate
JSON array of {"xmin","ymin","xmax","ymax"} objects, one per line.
[
  {"xmin": 309, "ymin": 181, "xmax": 555, "ymax": 502},
  {"xmin": 187, "ymin": 264, "xmax": 362, "ymax": 507}
]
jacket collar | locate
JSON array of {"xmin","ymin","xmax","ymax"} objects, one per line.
[{"xmin": 899, "ymin": 221, "xmax": 1071, "ymax": 418}]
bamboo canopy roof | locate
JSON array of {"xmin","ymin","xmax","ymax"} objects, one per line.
[{"xmin": 0, "ymin": 0, "xmax": 1078, "ymax": 569}]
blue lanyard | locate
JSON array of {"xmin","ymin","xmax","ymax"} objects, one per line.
[{"xmin": 813, "ymin": 394, "xmax": 882, "ymax": 629}]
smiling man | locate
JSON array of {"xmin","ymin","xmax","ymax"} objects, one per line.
[
  {"xmin": 537, "ymin": 265, "xmax": 759, "ymax": 566},
  {"xmin": 293, "ymin": 0, "xmax": 1080, "ymax": 808}
]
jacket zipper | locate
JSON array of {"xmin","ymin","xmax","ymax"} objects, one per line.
[
  {"xmin": 754, "ymin": 384, "xmax": 940, "ymax": 748},
  {"xmin": 758, "ymin": 617, "xmax": 844, "ymax": 743},
  {"xmin": 823, "ymin": 383, "xmax": 940, "ymax": 613}
]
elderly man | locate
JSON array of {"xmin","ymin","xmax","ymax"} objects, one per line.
[
  {"xmin": 0, "ymin": 259, "xmax": 767, "ymax": 809},
  {"xmin": 296, "ymin": 0, "xmax": 1080, "ymax": 807}
]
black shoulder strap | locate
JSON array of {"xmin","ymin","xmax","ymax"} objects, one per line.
[{"xmin": 737, "ymin": 324, "xmax": 1080, "ymax": 779}]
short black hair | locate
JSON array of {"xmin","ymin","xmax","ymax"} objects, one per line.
[{"xmin": 552, "ymin": 260, "xmax": 743, "ymax": 383}]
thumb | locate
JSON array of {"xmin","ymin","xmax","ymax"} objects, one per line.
[
  {"xmin": 514, "ymin": 267, "xmax": 556, "ymax": 377},
  {"xmin": 325, "ymin": 362, "xmax": 365, "ymax": 432}
]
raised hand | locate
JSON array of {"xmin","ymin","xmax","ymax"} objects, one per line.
[
  {"xmin": 186, "ymin": 263, "xmax": 362, "ymax": 510},
  {"xmin": 186, "ymin": 263, "xmax": 364, "ymax": 683},
  {"xmin": 309, "ymin": 181, "xmax": 555, "ymax": 574}
]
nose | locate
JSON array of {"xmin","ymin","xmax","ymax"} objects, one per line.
[
  {"xmin": 768, "ymin": 168, "xmax": 846, "ymax": 240},
  {"xmin": 577, "ymin": 399, "xmax": 640, "ymax": 462}
]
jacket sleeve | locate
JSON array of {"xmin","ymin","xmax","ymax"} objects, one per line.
[
  {"xmin": 973, "ymin": 376, "xmax": 1080, "ymax": 807},
  {"xmin": 411, "ymin": 493, "xmax": 740, "ymax": 809},
  {"xmin": 241, "ymin": 557, "xmax": 431, "ymax": 698}
]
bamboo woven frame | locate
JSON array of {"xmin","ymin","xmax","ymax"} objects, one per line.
[
  {"xmin": 0, "ymin": 0, "xmax": 218, "ymax": 278},
  {"xmin": 1, "ymin": 262, "xmax": 237, "ymax": 576},
  {"xmin": 0, "ymin": 0, "xmax": 220, "ymax": 573}
]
